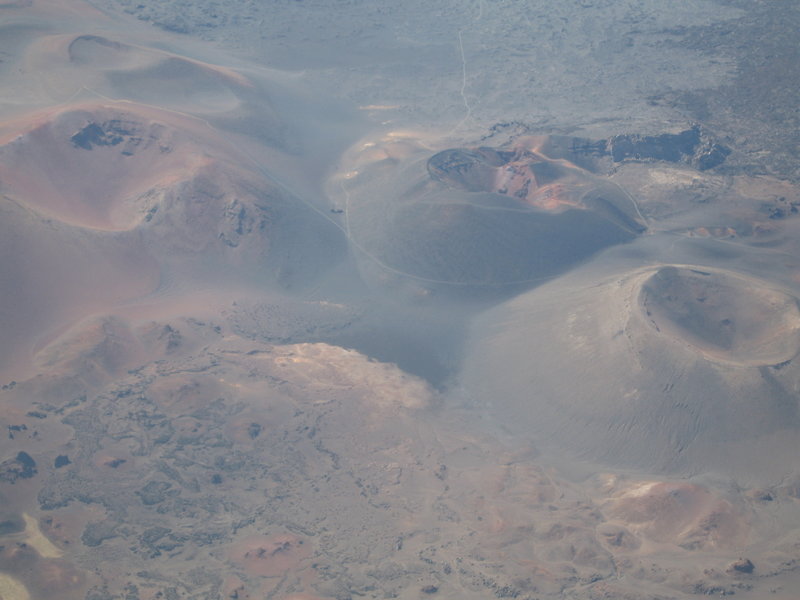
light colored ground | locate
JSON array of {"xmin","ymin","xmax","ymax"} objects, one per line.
[
  {"xmin": 21, "ymin": 514, "xmax": 63, "ymax": 559},
  {"xmin": 0, "ymin": 574, "xmax": 30, "ymax": 600}
]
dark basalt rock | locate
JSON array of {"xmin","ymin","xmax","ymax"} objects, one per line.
[
  {"xmin": 693, "ymin": 141, "xmax": 731, "ymax": 170},
  {"xmin": 609, "ymin": 127, "xmax": 701, "ymax": 163},
  {"xmin": 0, "ymin": 516, "xmax": 24, "ymax": 535},
  {"xmin": 608, "ymin": 126, "xmax": 730, "ymax": 171},
  {"xmin": 82, "ymin": 519, "xmax": 119, "ymax": 547},
  {"xmin": 440, "ymin": 126, "xmax": 730, "ymax": 182},
  {"xmin": 0, "ymin": 451, "xmax": 37, "ymax": 483},
  {"xmin": 70, "ymin": 120, "xmax": 138, "ymax": 151},
  {"xmin": 136, "ymin": 480, "xmax": 174, "ymax": 505},
  {"xmin": 427, "ymin": 147, "xmax": 514, "ymax": 190},
  {"xmin": 429, "ymin": 147, "xmax": 513, "ymax": 174},
  {"xmin": 727, "ymin": 558, "xmax": 755, "ymax": 574},
  {"xmin": 247, "ymin": 422, "xmax": 262, "ymax": 439}
]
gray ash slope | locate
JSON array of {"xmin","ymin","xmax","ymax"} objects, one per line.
[
  {"xmin": 338, "ymin": 139, "xmax": 644, "ymax": 295},
  {"xmin": 460, "ymin": 261, "xmax": 800, "ymax": 484}
]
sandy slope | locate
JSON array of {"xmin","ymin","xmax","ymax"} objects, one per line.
[
  {"xmin": 462, "ymin": 262, "xmax": 800, "ymax": 483},
  {"xmin": 0, "ymin": 22, "xmax": 351, "ymax": 379},
  {"xmin": 329, "ymin": 133, "xmax": 643, "ymax": 297}
]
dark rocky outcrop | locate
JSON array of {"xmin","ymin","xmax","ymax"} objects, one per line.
[
  {"xmin": 82, "ymin": 519, "xmax": 119, "ymax": 547},
  {"xmin": 136, "ymin": 480, "xmax": 175, "ymax": 505},
  {"xmin": 71, "ymin": 120, "xmax": 134, "ymax": 149},
  {"xmin": 0, "ymin": 451, "xmax": 37, "ymax": 483},
  {"xmin": 609, "ymin": 128, "xmax": 700, "ymax": 163},
  {"xmin": 427, "ymin": 147, "xmax": 514, "ymax": 190},
  {"xmin": 608, "ymin": 126, "xmax": 730, "ymax": 171},
  {"xmin": 0, "ymin": 515, "xmax": 24, "ymax": 535},
  {"xmin": 727, "ymin": 558, "xmax": 755, "ymax": 574}
]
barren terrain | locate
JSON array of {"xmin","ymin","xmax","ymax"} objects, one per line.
[{"xmin": 1, "ymin": 1, "xmax": 799, "ymax": 599}]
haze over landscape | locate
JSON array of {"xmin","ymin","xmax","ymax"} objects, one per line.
[{"xmin": 1, "ymin": 1, "xmax": 800, "ymax": 599}]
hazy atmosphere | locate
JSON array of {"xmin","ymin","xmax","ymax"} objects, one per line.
[{"xmin": 1, "ymin": 1, "xmax": 800, "ymax": 599}]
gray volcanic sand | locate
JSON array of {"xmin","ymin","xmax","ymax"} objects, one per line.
[
  {"xmin": 639, "ymin": 266, "xmax": 800, "ymax": 366},
  {"xmin": 1, "ymin": 1, "xmax": 800, "ymax": 599},
  {"xmin": 330, "ymin": 135, "xmax": 643, "ymax": 298},
  {"xmin": 460, "ymin": 261, "xmax": 800, "ymax": 483}
]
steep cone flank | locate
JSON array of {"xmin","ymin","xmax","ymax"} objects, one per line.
[
  {"xmin": 331, "ymin": 135, "xmax": 644, "ymax": 295},
  {"xmin": 639, "ymin": 266, "xmax": 800, "ymax": 366},
  {"xmin": 462, "ymin": 265, "xmax": 800, "ymax": 482}
]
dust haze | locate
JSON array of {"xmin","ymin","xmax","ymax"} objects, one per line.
[{"xmin": 1, "ymin": 1, "xmax": 800, "ymax": 599}]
